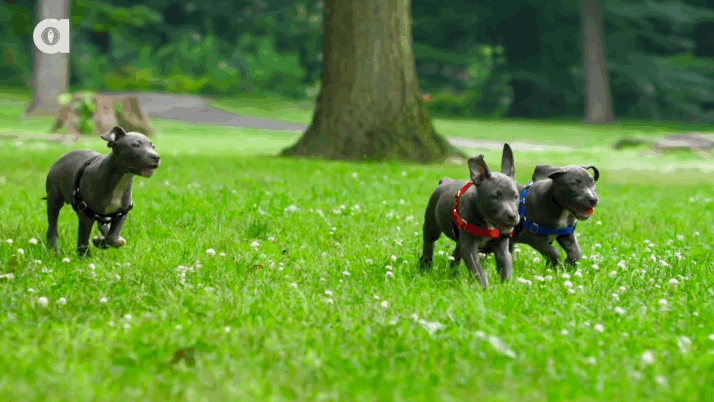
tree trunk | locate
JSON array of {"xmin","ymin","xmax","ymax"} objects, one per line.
[
  {"xmin": 581, "ymin": 0, "xmax": 615, "ymax": 124},
  {"xmin": 26, "ymin": 0, "xmax": 70, "ymax": 117},
  {"xmin": 281, "ymin": 0, "xmax": 462, "ymax": 163}
]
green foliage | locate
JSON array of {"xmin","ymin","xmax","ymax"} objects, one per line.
[{"xmin": 59, "ymin": 91, "xmax": 96, "ymax": 135}]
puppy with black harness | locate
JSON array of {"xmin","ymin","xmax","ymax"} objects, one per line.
[{"xmin": 42, "ymin": 126, "xmax": 160, "ymax": 257}]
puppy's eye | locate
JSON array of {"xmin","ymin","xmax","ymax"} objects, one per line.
[
  {"xmin": 491, "ymin": 194, "xmax": 499, "ymax": 200},
  {"xmin": 575, "ymin": 179, "xmax": 582, "ymax": 185},
  {"xmin": 514, "ymin": 194, "xmax": 519, "ymax": 200},
  {"xmin": 132, "ymin": 143, "xmax": 140, "ymax": 148},
  {"xmin": 150, "ymin": 143, "xmax": 155, "ymax": 148}
]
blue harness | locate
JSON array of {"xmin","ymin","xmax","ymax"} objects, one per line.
[{"xmin": 518, "ymin": 182, "xmax": 576, "ymax": 236}]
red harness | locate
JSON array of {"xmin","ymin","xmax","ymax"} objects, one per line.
[{"xmin": 451, "ymin": 182, "xmax": 513, "ymax": 239}]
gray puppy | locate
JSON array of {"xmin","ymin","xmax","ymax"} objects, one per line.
[
  {"xmin": 504, "ymin": 164, "xmax": 600, "ymax": 268},
  {"xmin": 419, "ymin": 144, "xmax": 520, "ymax": 289},
  {"xmin": 43, "ymin": 126, "xmax": 160, "ymax": 257}
]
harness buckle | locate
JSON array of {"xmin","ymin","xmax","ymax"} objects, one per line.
[
  {"xmin": 77, "ymin": 201, "xmax": 87, "ymax": 212},
  {"xmin": 529, "ymin": 223, "xmax": 540, "ymax": 234}
]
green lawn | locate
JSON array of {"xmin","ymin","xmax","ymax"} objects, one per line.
[{"xmin": 1, "ymin": 92, "xmax": 714, "ymax": 401}]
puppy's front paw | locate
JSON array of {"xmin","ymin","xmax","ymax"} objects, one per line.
[
  {"xmin": 106, "ymin": 236, "xmax": 126, "ymax": 248},
  {"xmin": 92, "ymin": 236, "xmax": 108, "ymax": 249}
]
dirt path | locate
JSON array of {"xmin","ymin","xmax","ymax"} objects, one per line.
[{"xmin": 3, "ymin": 92, "xmax": 573, "ymax": 152}]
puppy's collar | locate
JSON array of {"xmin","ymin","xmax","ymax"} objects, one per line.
[
  {"xmin": 518, "ymin": 182, "xmax": 576, "ymax": 236},
  {"xmin": 71, "ymin": 156, "xmax": 133, "ymax": 224},
  {"xmin": 452, "ymin": 181, "xmax": 513, "ymax": 239}
]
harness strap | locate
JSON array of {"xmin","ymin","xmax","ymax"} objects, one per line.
[
  {"xmin": 71, "ymin": 157, "xmax": 133, "ymax": 224},
  {"xmin": 451, "ymin": 182, "xmax": 512, "ymax": 239},
  {"xmin": 518, "ymin": 182, "xmax": 576, "ymax": 236}
]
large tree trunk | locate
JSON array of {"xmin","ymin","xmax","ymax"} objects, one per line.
[
  {"xmin": 581, "ymin": 0, "xmax": 615, "ymax": 124},
  {"xmin": 26, "ymin": 0, "xmax": 70, "ymax": 116},
  {"xmin": 281, "ymin": 0, "xmax": 461, "ymax": 163}
]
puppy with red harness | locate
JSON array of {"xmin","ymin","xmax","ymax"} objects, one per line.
[{"xmin": 419, "ymin": 144, "xmax": 520, "ymax": 289}]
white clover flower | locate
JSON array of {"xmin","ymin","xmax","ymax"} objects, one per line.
[
  {"xmin": 100, "ymin": 297, "xmax": 107, "ymax": 303},
  {"xmin": 658, "ymin": 299, "xmax": 668, "ymax": 306},
  {"xmin": 324, "ymin": 290, "xmax": 333, "ymax": 297},
  {"xmin": 614, "ymin": 307, "xmax": 626, "ymax": 315},
  {"xmin": 56, "ymin": 297, "xmax": 66, "ymax": 305},
  {"xmin": 641, "ymin": 350, "xmax": 654, "ymax": 365},
  {"xmin": 290, "ymin": 283, "xmax": 297, "ymax": 289},
  {"xmin": 609, "ymin": 270, "xmax": 618, "ymax": 278},
  {"xmin": 391, "ymin": 255, "xmax": 397, "ymax": 262},
  {"xmin": 560, "ymin": 329, "xmax": 569, "ymax": 336},
  {"xmin": 563, "ymin": 280, "xmax": 573, "ymax": 288},
  {"xmin": 591, "ymin": 264, "xmax": 599, "ymax": 270},
  {"xmin": 250, "ymin": 241, "xmax": 260, "ymax": 248},
  {"xmin": 516, "ymin": 277, "xmax": 532, "ymax": 286},
  {"xmin": 62, "ymin": 257, "xmax": 70, "ymax": 263},
  {"xmin": 381, "ymin": 300, "xmax": 389, "ymax": 309},
  {"xmin": 562, "ymin": 273, "xmax": 571, "ymax": 280},
  {"xmin": 325, "ymin": 298, "xmax": 334, "ymax": 304},
  {"xmin": 386, "ymin": 271, "xmax": 394, "ymax": 278},
  {"xmin": 29, "ymin": 238, "xmax": 38, "ymax": 245},
  {"xmin": 205, "ymin": 248, "xmax": 216, "ymax": 256},
  {"xmin": 37, "ymin": 297, "xmax": 48, "ymax": 307},
  {"xmin": 594, "ymin": 324, "xmax": 604, "ymax": 333}
]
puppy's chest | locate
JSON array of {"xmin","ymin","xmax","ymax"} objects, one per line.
[
  {"xmin": 547, "ymin": 210, "xmax": 575, "ymax": 241},
  {"xmin": 102, "ymin": 176, "xmax": 132, "ymax": 214}
]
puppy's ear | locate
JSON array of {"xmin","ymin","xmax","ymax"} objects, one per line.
[
  {"xmin": 582, "ymin": 165, "xmax": 600, "ymax": 182},
  {"xmin": 101, "ymin": 126, "xmax": 127, "ymax": 148},
  {"xmin": 501, "ymin": 143, "xmax": 515, "ymax": 178},
  {"xmin": 532, "ymin": 164, "xmax": 564, "ymax": 181},
  {"xmin": 468, "ymin": 155, "xmax": 491, "ymax": 185}
]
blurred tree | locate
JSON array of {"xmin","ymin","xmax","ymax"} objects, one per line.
[
  {"xmin": 281, "ymin": 0, "xmax": 459, "ymax": 163},
  {"xmin": 581, "ymin": 0, "xmax": 615, "ymax": 123},
  {"xmin": 26, "ymin": 0, "xmax": 70, "ymax": 116}
]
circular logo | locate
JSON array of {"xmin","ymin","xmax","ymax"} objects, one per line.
[{"xmin": 41, "ymin": 27, "xmax": 60, "ymax": 46}]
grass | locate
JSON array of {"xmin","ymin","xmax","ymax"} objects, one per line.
[{"xmin": 1, "ymin": 91, "xmax": 714, "ymax": 401}]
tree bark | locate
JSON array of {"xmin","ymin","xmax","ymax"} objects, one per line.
[
  {"xmin": 581, "ymin": 0, "xmax": 615, "ymax": 124},
  {"xmin": 281, "ymin": 0, "xmax": 462, "ymax": 163},
  {"xmin": 26, "ymin": 0, "xmax": 70, "ymax": 116}
]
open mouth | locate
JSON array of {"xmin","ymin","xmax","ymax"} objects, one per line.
[
  {"xmin": 135, "ymin": 164, "xmax": 159, "ymax": 177},
  {"xmin": 570, "ymin": 204, "xmax": 594, "ymax": 219}
]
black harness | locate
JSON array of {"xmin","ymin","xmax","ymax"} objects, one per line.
[{"xmin": 71, "ymin": 156, "xmax": 133, "ymax": 224}]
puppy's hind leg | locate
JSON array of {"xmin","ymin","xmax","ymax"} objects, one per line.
[
  {"xmin": 45, "ymin": 195, "xmax": 64, "ymax": 255},
  {"xmin": 419, "ymin": 189, "xmax": 443, "ymax": 272}
]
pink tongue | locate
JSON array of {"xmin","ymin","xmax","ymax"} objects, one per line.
[{"xmin": 585, "ymin": 207, "xmax": 594, "ymax": 216}]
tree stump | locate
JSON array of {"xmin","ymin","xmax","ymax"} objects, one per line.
[
  {"xmin": 50, "ymin": 93, "xmax": 154, "ymax": 136},
  {"xmin": 116, "ymin": 96, "xmax": 155, "ymax": 136}
]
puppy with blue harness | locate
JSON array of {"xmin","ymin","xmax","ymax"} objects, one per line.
[{"xmin": 484, "ymin": 164, "xmax": 600, "ymax": 268}]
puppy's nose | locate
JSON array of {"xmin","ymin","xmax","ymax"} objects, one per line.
[
  {"xmin": 150, "ymin": 154, "xmax": 160, "ymax": 163},
  {"xmin": 507, "ymin": 213, "xmax": 519, "ymax": 224},
  {"xmin": 588, "ymin": 195, "xmax": 599, "ymax": 207}
]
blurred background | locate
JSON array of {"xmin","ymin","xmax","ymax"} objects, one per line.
[{"xmin": 2, "ymin": 0, "xmax": 714, "ymax": 123}]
